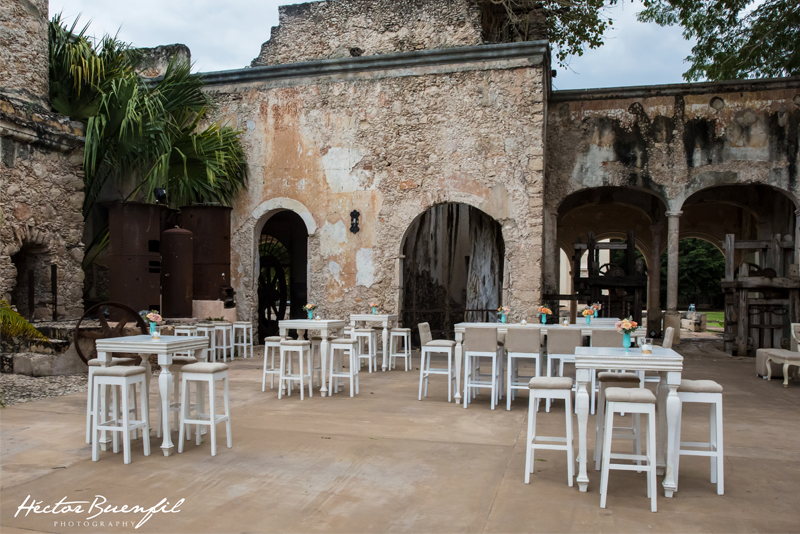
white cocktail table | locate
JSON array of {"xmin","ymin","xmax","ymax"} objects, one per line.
[
  {"xmin": 574, "ymin": 346, "xmax": 683, "ymax": 497},
  {"xmin": 349, "ymin": 314, "xmax": 398, "ymax": 371},
  {"xmin": 95, "ymin": 335, "xmax": 210, "ymax": 457},
  {"xmin": 279, "ymin": 319, "xmax": 347, "ymax": 397}
]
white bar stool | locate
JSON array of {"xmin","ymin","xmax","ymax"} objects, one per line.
[
  {"xmin": 417, "ymin": 322, "xmax": 456, "ymax": 402},
  {"xmin": 463, "ymin": 327, "xmax": 502, "ymax": 410},
  {"xmin": 389, "ymin": 327, "xmax": 411, "ymax": 371},
  {"xmin": 594, "ymin": 372, "xmax": 642, "ymax": 471},
  {"xmin": 354, "ymin": 328, "xmax": 377, "ymax": 372},
  {"xmin": 91, "ymin": 366, "xmax": 150, "ymax": 464},
  {"xmin": 279, "ymin": 340, "xmax": 313, "ymax": 400},
  {"xmin": 599, "ymin": 387, "xmax": 658, "ymax": 512},
  {"xmin": 232, "ymin": 321, "xmax": 254, "ymax": 359},
  {"xmin": 262, "ymin": 335, "xmax": 282, "ymax": 391},
  {"xmin": 177, "ymin": 362, "xmax": 232, "ymax": 456},
  {"xmin": 86, "ymin": 357, "xmax": 139, "ymax": 444},
  {"xmin": 329, "ymin": 338, "xmax": 359, "ymax": 396},
  {"xmin": 675, "ymin": 379, "xmax": 724, "ymax": 495},
  {"xmin": 214, "ymin": 322, "xmax": 233, "ymax": 362},
  {"xmin": 525, "ymin": 377, "xmax": 574, "ymax": 486},
  {"xmin": 196, "ymin": 323, "xmax": 217, "ymax": 362},
  {"xmin": 545, "ymin": 329, "xmax": 583, "ymax": 413},
  {"xmin": 174, "ymin": 325, "xmax": 198, "ymax": 357},
  {"xmin": 506, "ymin": 328, "xmax": 542, "ymax": 411}
]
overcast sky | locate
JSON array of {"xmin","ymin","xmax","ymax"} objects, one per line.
[{"xmin": 50, "ymin": 0, "xmax": 696, "ymax": 90}]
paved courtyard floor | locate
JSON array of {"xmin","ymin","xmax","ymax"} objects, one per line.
[{"xmin": 1, "ymin": 338, "xmax": 799, "ymax": 533}]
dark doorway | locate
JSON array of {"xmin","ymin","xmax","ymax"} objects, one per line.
[
  {"xmin": 10, "ymin": 244, "xmax": 52, "ymax": 321},
  {"xmin": 258, "ymin": 211, "xmax": 308, "ymax": 340},
  {"xmin": 401, "ymin": 203, "xmax": 504, "ymax": 343}
]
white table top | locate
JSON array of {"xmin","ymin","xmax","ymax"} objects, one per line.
[
  {"xmin": 574, "ymin": 346, "xmax": 683, "ymax": 371},
  {"xmin": 279, "ymin": 319, "xmax": 347, "ymax": 329},
  {"xmin": 454, "ymin": 322, "xmax": 618, "ymax": 331},
  {"xmin": 350, "ymin": 314, "xmax": 398, "ymax": 321},
  {"xmin": 95, "ymin": 335, "xmax": 209, "ymax": 352}
]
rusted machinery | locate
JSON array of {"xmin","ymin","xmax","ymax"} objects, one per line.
[
  {"xmin": 161, "ymin": 227, "xmax": 194, "ymax": 317},
  {"xmin": 180, "ymin": 205, "xmax": 234, "ymax": 307},
  {"xmin": 721, "ymin": 234, "xmax": 800, "ymax": 356}
]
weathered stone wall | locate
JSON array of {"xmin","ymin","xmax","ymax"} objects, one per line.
[
  {"xmin": 205, "ymin": 46, "xmax": 547, "ymax": 327},
  {"xmin": 137, "ymin": 44, "xmax": 191, "ymax": 78},
  {"xmin": 251, "ymin": 0, "xmax": 483, "ymax": 67},
  {"xmin": 0, "ymin": 0, "xmax": 49, "ymax": 106}
]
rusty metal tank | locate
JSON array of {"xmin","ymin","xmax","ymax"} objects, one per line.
[
  {"xmin": 179, "ymin": 205, "xmax": 232, "ymax": 301},
  {"xmin": 161, "ymin": 227, "xmax": 194, "ymax": 318},
  {"xmin": 107, "ymin": 202, "xmax": 168, "ymax": 317}
]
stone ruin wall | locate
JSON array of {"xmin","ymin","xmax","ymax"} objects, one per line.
[
  {"xmin": 0, "ymin": 0, "xmax": 49, "ymax": 106},
  {"xmin": 205, "ymin": 55, "xmax": 547, "ymax": 325},
  {"xmin": 137, "ymin": 44, "xmax": 192, "ymax": 78},
  {"xmin": 251, "ymin": 0, "xmax": 483, "ymax": 67}
]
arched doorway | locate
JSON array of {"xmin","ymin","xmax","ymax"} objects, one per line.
[
  {"xmin": 9, "ymin": 242, "xmax": 54, "ymax": 321},
  {"xmin": 401, "ymin": 203, "xmax": 504, "ymax": 342},
  {"xmin": 258, "ymin": 211, "xmax": 308, "ymax": 340}
]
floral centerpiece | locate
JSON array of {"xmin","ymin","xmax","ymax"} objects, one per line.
[
  {"xmin": 582, "ymin": 307, "xmax": 594, "ymax": 324},
  {"xmin": 497, "ymin": 305, "xmax": 510, "ymax": 324},
  {"xmin": 143, "ymin": 311, "xmax": 162, "ymax": 338},
  {"xmin": 369, "ymin": 302, "xmax": 379, "ymax": 314},
  {"xmin": 538, "ymin": 305, "xmax": 552, "ymax": 324},
  {"xmin": 615, "ymin": 317, "xmax": 639, "ymax": 350},
  {"xmin": 303, "ymin": 303, "xmax": 317, "ymax": 320}
]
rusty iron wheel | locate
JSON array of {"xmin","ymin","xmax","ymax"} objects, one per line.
[{"xmin": 73, "ymin": 302, "xmax": 148, "ymax": 364}]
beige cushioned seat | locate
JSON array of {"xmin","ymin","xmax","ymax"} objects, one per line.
[
  {"xmin": 391, "ymin": 327, "xmax": 411, "ymax": 332},
  {"xmin": 264, "ymin": 336, "xmax": 282, "ymax": 342},
  {"xmin": 89, "ymin": 357, "xmax": 137, "ymax": 366},
  {"xmin": 331, "ymin": 338, "xmax": 359, "ymax": 345},
  {"xmin": 172, "ymin": 356, "xmax": 198, "ymax": 365},
  {"xmin": 281, "ymin": 339, "xmax": 311, "ymax": 346},
  {"xmin": 93, "ymin": 366, "xmax": 146, "ymax": 377},
  {"xmin": 354, "ymin": 328, "xmax": 377, "ymax": 333},
  {"xmin": 604, "ymin": 387, "xmax": 656, "ymax": 404},
  {"xmin": 529, "ymin": 377, "xmax": 573, "ymax": 390},
  {"xmin": 180, "ymin": 362, "xmax": 229, "ymax": 374},
  {"xmin": 598, "ymin": 371, "xmax": 640, "ymax": 383},
  {"xmin": 678, "ymin": 379, "xmax": 723, "ymax": 393},
  {"xmin": 426, "ymin": 339, "xmax": 457, "ymax": 347}
]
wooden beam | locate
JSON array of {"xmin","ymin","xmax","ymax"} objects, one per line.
[
  {"xmin": 725, "ymin": 234, "xmax": 735, "ymax": 282},
  {"xmin": 721, "ymin": 277, "xmax": 800, "ymax": 290}
]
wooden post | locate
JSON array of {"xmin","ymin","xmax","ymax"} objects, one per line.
[
  {"xmin": 771, "ymin": 234, "xmax": 782, "ymax": 275},
  {"xmin": 626, "ymin": 230, "xmax": 636, "ymax": 276},
  {"xmin": 737, "ymin": 289, "xmax": 749, "ymax": 356},
  {"xmin": 725, "ymin": 234, "xmax": 735, "ymax": 282}
]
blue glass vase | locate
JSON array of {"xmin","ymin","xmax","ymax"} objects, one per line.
[
  {"xmin": 586, "ymin": 315, "xmax": 591, "ymax": 325},
  {"xmin": 372, "ymin": 306, "xmax": 377, "ymax": 315},
  {"xmin": 540, "ymin": 314, "xmax": 546, "ymax": 324},
  {"xmin": 501, "ymin": 314, "xmax": 506, "ymax": 324},
  {"xmin": 623, "ymin": 332, "xmax": 631, "ymax": 350},
  {"xmin": 594, "ymin": 310, "xmax": 598, "ymax": 318},
  {"xmin": 307, "ymin": 310, "xmax": 313, "ymax": 319},
  {"xmin": 149, "ymin": 322, "xmax": 156, "ymax": 335}
]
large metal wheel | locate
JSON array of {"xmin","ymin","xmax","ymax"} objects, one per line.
[
  {"xmin": 258, "ymin": 255, "xmax": 288, "ymax": 339},
  {"xmin": 73, "ymin": 302, "xmax": 148, "ymax": 364}
]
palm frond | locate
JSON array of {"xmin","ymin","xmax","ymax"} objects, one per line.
[{"xmin": 0, "ymin": 301, "xmax": 49, "ymax": 343}]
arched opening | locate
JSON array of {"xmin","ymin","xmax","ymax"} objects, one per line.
[
  {"xmin": 401, "ymin": 203, "xmax": 504, "ymax": 342},
  {"xmin": 258, "ymin": 211, "xmax": 308, "ymax": 340},
  {"xmin": 9, "ymin": 243, "xmax": 54, "ymax": 321},
  {"xmin": 659, "ymin": 238, "xmax": 725, "ymax": 312}
]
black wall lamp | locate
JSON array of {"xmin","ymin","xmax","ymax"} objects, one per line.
[{"xmin": 350, "ymin": 210, "xmax": 360, "ymax": 234}]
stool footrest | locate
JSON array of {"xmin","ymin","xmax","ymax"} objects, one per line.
[{"xmin": 609, "ymin": 453, "xmax": 650, "ymax": 462}]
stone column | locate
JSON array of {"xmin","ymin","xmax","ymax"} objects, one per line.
[
  {"xmin": 664, "ymin": 211, "xmax": 682, "ymax": 344},
  {"xmin": 647, "ymin": 224, "xmax": 663, "ymax": 337}
]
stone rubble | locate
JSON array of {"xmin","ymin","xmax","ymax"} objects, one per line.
[{"xmin": 0, "ymin": 372, "xmax": 87, "ymax": 406}]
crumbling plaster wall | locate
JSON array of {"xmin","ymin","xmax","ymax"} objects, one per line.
[
  {"xmin": 251, "ymin": 0, "xmax": 483, "ymax": 67},
  {"xmin": 0, "ymin": 0, "xmax": 49, "ymax": 106},
  {"xmin": 544, "ymin": 80, "xmax": 800, "ymax": 294},
  {"xmin": 206, "ymin": 57, "xmax": 546, "ymax": 324}
]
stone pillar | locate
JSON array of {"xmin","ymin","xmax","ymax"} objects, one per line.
[
  {"xmin": 664, "ymin": 211, "xmax": 682, "ymax": 344},
  {"xmin": 542, "ymin": 207, "xmax": 560, "ymax": 297},
  {"xmin": 647, "ymin": 224, "xmax": 662, "ymax": 337}
]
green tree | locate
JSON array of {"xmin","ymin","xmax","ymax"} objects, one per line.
[
  {"xmin": 637, "ymin": 0, "xmax": 800, "ymax": 81},
  {"xmin": 660, "ymin": 239, "xmax": 725, "ymax": 308}
]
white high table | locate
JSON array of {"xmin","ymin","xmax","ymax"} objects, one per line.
[
  {"xmin": 349, "ymin": 314, "xmax": 398, "ymax": 371},
  {"xmin": 574, "ymin": 346, "xmax": 683, "ymax": 497},
  {"xmin": 94, "ymin": 335, "xmax": 210, "ymax": 457},
  {"xmin": 452, "ymin": 322, "xmax": 617, "ymax": 404},
  {"xmin": 279, "ymin": 319, "xmax": 347, "ymax": 397}
]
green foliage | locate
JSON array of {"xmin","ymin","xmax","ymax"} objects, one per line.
[
  {"xmin": 660, "ymin": 239, "xmax": 725, "ymax": 308},
  {"xmin": 480, "ymin": 0, "xmax": 619, "ymax": 67},
  {"xmin": 638, "ymin": 0, "xmax": 800, "ymax": 81},
  {"xmin": 0, "ymin": 300, "xmax": 49, "ymax": 343}
]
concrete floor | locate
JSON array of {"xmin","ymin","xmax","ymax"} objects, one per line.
[{"xmin": 1, "ymin": 338, "xmax": 799, "ymax": 533}]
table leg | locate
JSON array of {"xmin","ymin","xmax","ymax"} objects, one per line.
[
  {"xmin": 158, "ymin": 355, "xmax": 175, "ymax": 457},
  {"xmin": 662, "ymin": 372, "xmax": 681, "ymax": 497},
  {"xmin": 575, "ymin": 368, "xmax": 591, "ymax": 492},
  {"xmin": 320, "ymin": 329, "xmax": 330, "ymax": 397},
  {"xmin": 454, "ymin": 334, "xmax": 463, "ymax": 404},
  {"xmin": 381, "ymin": 323, "xmax": 389, "ymax": 372}
]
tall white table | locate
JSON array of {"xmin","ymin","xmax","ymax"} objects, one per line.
[
  {"xmin": 94, "ymin": 335, "xmax": 210, "ymax": 457},
  {"xmin": 574, "ymin": 346, "xmax": 683, "ymax": 497},
  {"xmin": 349, "ymin": 314, "xmax": 398, "ymax": 371},
  {"xmin": 279, "ymin": 319, "xmax": 347, "ymax": 397},
  {"xmin": 452, "ymin": 322, "xmax": 617, "ymax": 404}
]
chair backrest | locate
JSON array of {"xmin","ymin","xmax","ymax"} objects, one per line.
[
  {"xmin": 546, "ymin": 329, "xmax": 582, "ymax": 355},
  {"xmin": 591, "ymin": 329, "xmax": 625, "ymax": 347},
  {"xmin": 505, "ymin": 328, "xmax": 541, "ymax": 353},
  {"xmin": 662, "ymin": 326, "xmax": 675, "ymax": 349},
  {"xmin": 418, "ymin": 322, "xmax": 433, "ymax": 346},
  {"xmin": 464, "ymin": 327, "xmax": 498, "ymax": 353},
  {"xmin": 792, "ymin": 323, "xmax": 800, "ymax": 349}
]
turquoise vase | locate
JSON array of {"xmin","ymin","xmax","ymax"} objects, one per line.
[
  {"xmin": 501, "ymin": 314, "xmax": 506, "ymax": 324},
  {"xmin": 149, "ymin": 322, "xmax": 156, "ymax": 335},
  {"xmin": 586, "ymin": 315, "xmax": 591, "ymax": 325},
  {"xmin": 540, "ymin": 314, "xmax": 546, "ymax": 324},
  {"xmin": 307, "ymin": 310, "xmax": 313, "ymax": 319},
  {"xmin": 372, "ymin": 306, "xmax": 377, "ymax": 315},
  {"xmin": 594, "ymin": 310, "xmax": 598, "ymax": 318},
  {"xmin": 623, "ymin": 332, "xmax": 631, "ymax": 350}
]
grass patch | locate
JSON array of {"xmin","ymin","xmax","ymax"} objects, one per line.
[{"xmin": 703, "ymin": 310, "xmax": 724, "ymax": 327}]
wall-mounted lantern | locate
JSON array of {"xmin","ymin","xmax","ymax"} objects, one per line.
[{"xmin": 350, "ymin": 210, "xmax": 360, "ymax": 234}]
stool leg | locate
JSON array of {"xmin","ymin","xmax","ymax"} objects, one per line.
[
  {"xmin": 565, "ymin": 392, "xmax": 575, "ymax": 487},
  {"xmin": 178, "ymin": 376, "xmax": 188, "ymax": 453},
  {"xmin": 111, "ymin": 385, "xmax": 119, "ymax": 454},
  {"xmin": 418, "ymin": 349, "xmax": 425, "ymax": 400},
  {"xmin": 140, "ymin": 380, "xmax": 151, "ymax": 456},
  {"xmin": 425, "ymin": 351, "xmax": 431, "ymax": 397},
  {"xmin": 447, "ymin": 351, "xmax": 453, "ymax": 403},
  {"xmin": 594, "ymin": 384, "xmax": 605, "ymax": 471},
  {"xmin": 328, "ymin": 348, "xmax": 336, "ymax": 396},
  {"xmin": 209, "ymin": 379, "xmax": 217, "ymax": 456},
  {"xmin": 92, "ymin": 381, "xmax": 101, "ymax": 461},
  {"xmin": 270, "ymin": 347, "xmax": 276, "ymax": 390},
  {"xmin": 647, "ymin": 410, "xmax": 657, "ymax": 512},
  {"xmin": 307, "ymin": 348, "xmax": 313, "ymax": 398},
  {"xmin": 715, "ymin": 399, "xmax": 724, "ymax": 495},
  {"xmin": 600, "ymin": 406, "xmax": 614, "ymax": 509},
  {"xmin": 299, "ymin": 349, "xmax": 305, "ymax": 401},
  {"xmin": 197, "ymin": 381, "xmax": 205, "ymax": 444},
  {"xmin": 278, "ymin": 349, "xmax": 285, "ymax": 400},
  {"xmin": 262, "ymin": 347, "xmax": 268, "ymax": 392},
  {"xmin": 545, "ymin": 356, "xmax": 552, "ymax": 413},
  {"xmin": 709, "ymin": 402, "xmax": 717, "ymax": 485},
  {"xmin": 121, "ymin": 382, "xmax": 132, "ymax": 464},
  {"xmin": 525, "ymin": 393, "xmax": 536, "ymax": 483},
  {"xmin": 224, "ymin": 376, "xmax": 232, "ymax": 448},
  {"xmin": 86, "ymin": 367, "xmax": 95, "ymax": 444},
  {"xmin": 349, "ymin": 349, "xmax": 355, "ymax": 398},
  {"xmin": 507, "ymin": 356, "xmax": 512, "ymax": 411}
]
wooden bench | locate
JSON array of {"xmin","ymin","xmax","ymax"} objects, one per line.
[{"xmin": 757, "ymin": 348, "xmax": 800, "ymax": 387}]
